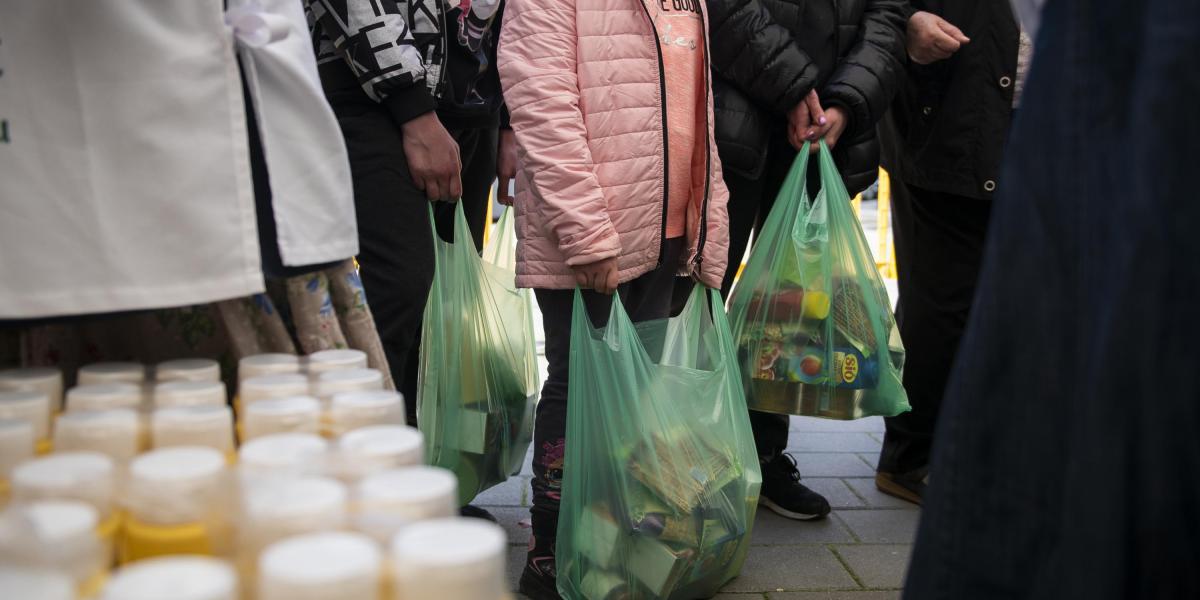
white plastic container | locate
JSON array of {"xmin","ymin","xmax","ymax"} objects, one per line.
[
  {"xmin": 313, "ymin": 369, "xmax": 384, "ymax": 405},
  {"xmin": 0, "ymin": 419, "xmax": 35, "ymax": 478},
  {"xmin": 153, "ymin": 380, "xmax": 227, "ymax": 408},
  {"xmin": 333, "ymin": 425, "xmax": 423, "ymax": 481},
  {"xmin": 125, "ymin": 447, "xmax": 228, "ymax": 526},
  {"xmin": 258, "ymin": 531, "xmax": 380, "ymax": 600},
  {"xmin": 240, "ymin": 396, "xmax": 322, "ymax": 440},
  {"xmin": 237, "ymin": 353, "xmax": 301, "ymax": 384},
  {"xmin": 151, "ymin": 406, "xmax": 236, "ymax": 453},
  {"xmin": 238, "ymin": 477, "xmax": 348, "ymax": 560},
  {"xmin": 66, "ymin": 383, "xmax": 142, "ymax": 412},
  {"xmin": 238, "ymin": 374, "xmax": 310, "ymax": 408},
  {"xmin": 102, "ymin": 556, "xmax": 238, "ymax": 600},
  {"xmin": 304, "ymin": 349, "xmax": 368, "ymax": 376},
  {"xmin": 328, "ymin": 390, "xmax": 404, "ymax": 436},
  {"xmin": 53, "ymin": 409, "xmax": 140, "ymax": 462},
  {"xmin": 238, "ymin": 433, "xmax": 329, "ymax": 481},
  {"xmin": 78, "ymin": 362, "xmax": 146, "ymax": 385},
  {"xmin": 0, "ymin": 367, "xmax": 64, "ymax": 412},
  {"xmin": 0, "ymin": 566, "xmax": 74, "ymax": 600},
  {"xmin": 155, "ymin": 358, "xmax": 220, "ymax": 383},
  {"xmin": 353, "ymin": 466, "xmax": 457, "ymax": 544},
  {"xmin": 390, "ymin": 518, "xmax": 507, "ymax": 600},
  {"xmin": 11, "ymin": 452, "xmax": 117, "ymax": 519},
  {"xmin": 0, "ymin": 500, "xmax": 106, "ymax": 588},
  {"xmin": 0, "ymin": 390, "xmax": 52, "ymax": 441}
]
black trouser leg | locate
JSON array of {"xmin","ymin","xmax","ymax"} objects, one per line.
[
  {"xmin": 528, "ymin": 239, "xmax": 689, "ymax": 557},
  {"xmin": 878, "ymin": 180, "xmax": 992, "ymax": 474},
  {"xmin": 331, "ymin": 100, "xmax": 434, "ymax": 420}
]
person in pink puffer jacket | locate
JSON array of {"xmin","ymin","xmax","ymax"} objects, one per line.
[{"xmin": 498, "ymin": 0, "xmax": 731, "ymax": 596}]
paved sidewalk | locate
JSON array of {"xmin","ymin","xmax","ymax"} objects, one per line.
[{"xmin": 481, "ymin": 414, "xmax": 916, "ymax": 599}]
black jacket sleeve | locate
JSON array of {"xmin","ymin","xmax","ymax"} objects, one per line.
[
  {"xmin": 820, "ymin": 0, "xmax": 908, "ymax": 138},
  {"xmin": 707, "ymin": 0, "xmax": 820, "ymax": 115}
]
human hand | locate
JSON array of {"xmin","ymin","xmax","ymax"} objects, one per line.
[
  {"xmin": 401, "ymin": 112, "xmax": 463, "ymax": 201},
  {"xmin": 496, "ymin": 129, "xmax": 517, "ymax": 206},
  {"xmin": 572, "ymin": 257, "xmax": 619, "ymax": 295},
  {"xmin": 787, "ymin": 90, "xmax": 826, "ymax": 150},
  {"xmin": 907, "ymin": 11, "xmax": 970, "ymax": 65},
  {"xmin": 815, "ymin": 106, "xmax": 849, "ymax": 151}
]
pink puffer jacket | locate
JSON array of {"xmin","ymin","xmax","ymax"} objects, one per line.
[{"xmin": 497, "ymin": 0, "xmax": 730, "ymax": 290}]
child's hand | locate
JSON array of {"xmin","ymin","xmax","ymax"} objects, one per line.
[{"xmin": 572, "ymin": 257, "xmax": 619, "ymax": 295}]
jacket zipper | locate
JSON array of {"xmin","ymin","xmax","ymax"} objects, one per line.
[
  {"xmin": 638, "ymin": 0, "xmax": 671, "ymax": 269},
  {"xmin": 693, "ymin": 3, "xmax": 714, "ymax": 275}
]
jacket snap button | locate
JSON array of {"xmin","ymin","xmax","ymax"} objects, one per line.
[
  {"xmin": 984, "ymin": 180, "xmax": 997, "ymax": 192},
  {"xmin": 922, "ymin": 106, "xmax": 932, "ymax": 116},
  {"xmin": 999, "ymin": 75, "xmax": 1013, "ymax": 88}
]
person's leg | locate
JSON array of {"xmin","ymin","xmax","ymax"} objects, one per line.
[
  {"xmin": 331, "ymin": 101, "xmax": 433, "ymax": 417},
  {"xmin": 877, "ymin": 180, "xmax": 993, "ymax": 503},
  {"xmin": 523, "ymin": 239, "xmax": 688, "ymax": 599},
  {"xmin": 719, "ymin": 169, "xmax": 765, "ymax": 299}
]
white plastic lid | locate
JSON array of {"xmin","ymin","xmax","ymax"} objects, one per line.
[
  {"xmin": 0, "ymin": 566, "xmax": 74, "ymax": 600},
  {"xmin": 258, "ymin": 532, "xmax": 380, "ymax": 600},
  {"xmin": 103, "ymin": 556, "xmax": 237, "ymax": 600},
  {"xmin": 313, "ymin": 369, "xmax": 384, "ymax": 402},
  {"xmin": 78, "ymin": 362, "xmax": 146, "ymax": 385},
  {"xmin": 17, "ymin": 499, "xmax": 99, "ymax": 545},
  {"xmin": 238, "ymin": 354, "xmax": 301, "ymax": 383},
  {"xmin": 66, "ymin": 383, "xmax": 142, "ymax": 412},
  {"xmin": 238, "ymin": 477, "xmax": 348, "ymax": 558},
  {"xmin": 240, "ymin": 396, "xmax": 321, "ymax": 440},
  {"xmin": 337, "ymin": 425, "xmax": 424, "ymax": 473},
  {"xmin": 127, "ymin": 447, "xmax": 227, "ymax": 524},
  {"xmin": 0, "ymin": 390, "xmax": 52, "ymax": 439},
  {"xmin": 354, "ymin": 467, "xmax": 457, "ymax": 542},
  {"xmin": 239, "ymin": 374, "xmax": 310, "ymax": 406},
  {"xmin": 390, "ymin": 518, "xmax": 507, "ymax": 600},
  {"xmin": 155, "ymin": 358, "xmax": 220, "ymax": 383},
  {"xmin": 305, "ymin": 349, "xmax": 368, "ymax": 374},
  {"xmin": 52, "ymin": 409, "xmax": 140, "ymax": 462},
  {"xmin": 153, "ymin": 380, "xmax": 226, "ymax": 408},
  {"xmin": 0, "ymin": 367, "xmax": 64, "ymax": 411},
  {"xmin": 151, "ymin": 405, "xmax": 235, "ymax": 452},
  {"xmin": 327, "ymin": 390, "xmax": 404, "ymax": 436},
  {"xmin": 391, "ymin": 516, "xmax": 507, "ymax": 569},
  {"xmin": 0, "ymin": 419, "xmax": 35, "ymax": 476},
  {"xmin": 11, "ymin": 452, "xmax": 116, "ymax": 514},
  {"xmin": 239, "ymin": 433, "xmax": 328, "ymax": 477}
]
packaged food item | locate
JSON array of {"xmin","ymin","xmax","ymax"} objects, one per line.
[
  {"xmin": 65, "ymin": 383, "xmax": 142, "ymax": 412},
  {"xmin": 240, "ymin": 396, "xmax": 322, "ymax": 440},
  {"xmin": 120, "ymin": 446, "xmax": 231, "ymax": 563},
  {"xmin": 150, "ymin": 406, "xmax": 236, "ymax": 455},
  {"xmin": 53, "ymin": 409, "xmax": 141, "ymax": 462},
  {"xmin": 258, "ymin": 532, "xmax": 380, "ymax": 600},
  {"xmin": 332, "ymin": 425, "xmax": 423, "ymax": 481},
  {"xmin": 305, "ymin": 349, "xmax": 368, "ymax": 376},
  {"xmin": 352, "ymin": 466, "xmax": 457, "ymax": 544},
  {"xmin": 0, "ymin": 390, "xmax": 52, "ymax": 443},
  {"xmin": 155, "ymin": 359, "xmax": 220, "ymax": 383},
  {"xmin": 153, "ymin": 380, "xmax": 227, "ymax": 408},
  {"xmin": 103, "ymin": 556, "xmax": 237, "ymax": 600},
  {"xmin": 78, "ymin": 362, "xmax": 146, "ymax": 386},
  {"xmin": 0, "ymin": 367, "xmax": 64, "ymax": 412},
  {"xmin": 327, "ymin": 390, "xmax": 405, "ymax": 436},
  {"xmin": 0, "ymin": 500, "xmax": 108, "ymax": 594},
  {"xmin": 238, "ymin": 354, "xmax": 301, "ymax": 385}
]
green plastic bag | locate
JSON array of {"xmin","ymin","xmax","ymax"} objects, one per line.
[
  {"xmin": 728, "ymin": 142, "xmax": 910, "ymax": 420},
  {"xmin": 557, "ymin": 285, "xmax": 762, "ymax": 600},
  {"xmin": 418, "ymin": 204, "xmax": 538, "ymax": 505}
]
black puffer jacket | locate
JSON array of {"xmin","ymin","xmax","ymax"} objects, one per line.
[{"xmin": 708, "ymin": 0, "xmax": 907, "ymax": 194}]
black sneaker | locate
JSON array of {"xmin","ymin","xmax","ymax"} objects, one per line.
[
  {"xmin": 759, "ymin": 454, "xmax": 831, "ymax": 520},
  {"xmin": 519, "ymin": 551, "xmax": 561, "ymax": 600},
  {"xmin": 459, "ymin": 504, "xmax": 498, "ymax": 522},
  {"xmin": 875, "ymin": 466, "xmax": 928, "ymax": 506}
]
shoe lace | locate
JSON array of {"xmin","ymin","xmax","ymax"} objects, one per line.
[{"xmin": 776, "ymin": 453, "xmax": 802, "ymax": 482}]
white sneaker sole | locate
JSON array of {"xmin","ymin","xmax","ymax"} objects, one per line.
[{"xmin": 760, "ymin": 496, "xmax": 828, "ymax": 521}]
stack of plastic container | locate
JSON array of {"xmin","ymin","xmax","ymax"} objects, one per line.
[
  {"xmin": 9, "ymin": 452, "xmax": 120, "ymax": 558},
  {"xmin": 0, "ymin": 390, "xmax": 51, "ymax": 456}
]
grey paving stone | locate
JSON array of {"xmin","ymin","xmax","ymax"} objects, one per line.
[
  {"xmin": 836, "ymin": 510, "xmax": 920, "ymax": 544},
  {"xmin": 488, "ymin": 506, "xmax": 534, "ymax": 546},
  {"xmin": 801, "ymin": 478, "xmax": 866, "ymax": 510},
  {"xmin": 856, "ymin": 454, "xmax": 881, "ymax": 470},
  {"xmin": 793, "ymin": 453, "xmax": 876, "ymax": 478},
  {"xmin": 474, "ymin": 475, "xmax": 527, "ymax": 507},
  {"xmin": 507, "ymin": 545, "xmax": 526, "ymax": 591},
  {"xmin": 843, "ymin": 478, "xmax": 919, "ymax": 510},
  {"xmin": 785, "ymin": 432, "xmax": 883, "ymax": 454},
  {"xmin": 770, "ymin": 591, "xmax": 901, "ymax": 600},
  {"xmin": 751, "ymin": 508, "xmax": 855, "ymax": 545},
  {"xmin": 833, "ymin": 544, "xmax": 912, "ymax": 589},
  {"xmin": 721, "ymin": 545, "xmax": 858, "ymax": 592},
  {"xmin": 790, "ymin": 416, "xmax": 886, "ymax": 433}
]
